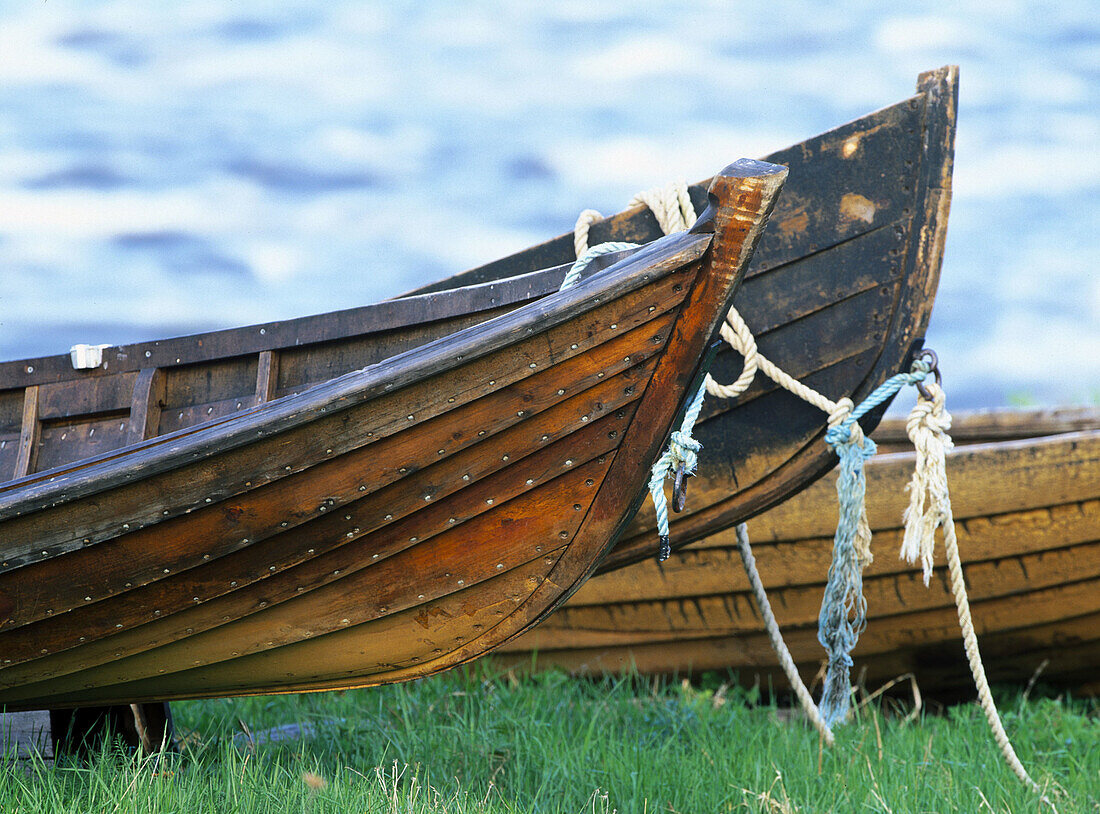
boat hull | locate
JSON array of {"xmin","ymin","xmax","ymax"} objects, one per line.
[
  {"xmin": 499, "ymin": 420, "xmax": 1100, "ymax": 698},
  {"xmin": 0, "ymin": 161, "xmax": 786, "ymax": 708}
]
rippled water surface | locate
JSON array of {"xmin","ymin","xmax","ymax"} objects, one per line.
[{"xmin": 1, "ymin": 1, "xmax": 1097, "ymax": 410}]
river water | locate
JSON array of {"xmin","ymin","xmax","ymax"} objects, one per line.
[{"xmin": 1, "ymin": 1, "xmax": 1097, "ymax": 411}]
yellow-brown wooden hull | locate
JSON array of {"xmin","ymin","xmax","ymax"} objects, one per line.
[{"xmin": 500, "ymin": 422, "xmax": 1100, "ymax": 697}]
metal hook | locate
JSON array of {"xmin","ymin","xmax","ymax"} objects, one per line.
[
  {"xmin": 673, "ymin": 462, "xmax": 691, "ymax": 513},
  {"xmin": 913, "ymin": 347, "xmax": 942, "ymax": 400}
]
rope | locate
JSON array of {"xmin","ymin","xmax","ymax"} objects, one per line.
[
  {"xmin": 574, "ymin": 181, "xmax": 706, "ymax": 563},
  {"xmin": 735, "ymin": 522, "xmax": 835, "ymax": 745},
  {"xmin": 560, "ymin": 241, "xmax": 640, "ymax": 291},
  {"xmin": 572, "ymin": 183, "xmax": 1056, "ymax": 805},
  {"xmin": 900, "ymin": 381, "xmax": 1054, "ymax": 809},
  {"xmin": 816, "ymin": 365, "xmax": 930, "ymax": 726},
  {"xmin": 572, "ymin": 180, "xmax": 696, "ymax": 258},
  {"xmin": 648, "ymin": 380, "xmax": 707, "ymax": 561}
]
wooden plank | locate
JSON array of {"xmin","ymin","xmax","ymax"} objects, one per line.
[
  {"xmin": 563, "ymin": 498, "xmax": 1100, "ymax": 605},
  {"xmin": 0, "ymin": 710, "xmax": 53, "ymax": 763},
  {"xmin": 254, "ymin": 350, "xmax": 279, "ymax": 404},
  {"xmin": 0, "ymin": 393, "xmax": 642, "ymax": 673},
  {"xmin": 873, "ymin": 406, "xmax": 1100, "ymax": 451},
  {"xmin": 0, "ymin": 271, "xmax": 688, "ymax": 571},
  {"xmin": 127, "ymin": 368, "xmax": 166, "ymax": 445},
  {"xmin": 13, "ymin": 386, "xmax": 40, "ymax": 478}
]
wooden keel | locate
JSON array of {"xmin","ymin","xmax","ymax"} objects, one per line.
[{"xmin": 0, "ymin": 160, "xmax": 786, "ymax": 708}]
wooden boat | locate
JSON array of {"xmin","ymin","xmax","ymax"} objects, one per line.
[
  {"xmin": 0, "ymin": 159, "xmax": 786, "ymax": 710},
  {"xmin": 498, "ymin": 408, "xmax": 1100, "ymax": 698},
  {"xmin": 0, "ymin": 63, "xmax": 955, "ymax": 713},
  {"xmin": 405, "ymin": 65, "xmax": 958, "ymax": 572}
]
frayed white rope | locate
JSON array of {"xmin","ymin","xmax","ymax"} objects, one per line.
[
  {"xmin": 573, "ymin": 182, "xmax": 1058, "ymax": 807},
  {"xmin": 901, "ymin": 381, "xmax": 1055, "ymax": 809}
]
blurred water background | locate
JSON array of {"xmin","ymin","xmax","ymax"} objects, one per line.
[{"xmin": 0, "ymin": 1, "xmax": 1096, "ymax": 412}]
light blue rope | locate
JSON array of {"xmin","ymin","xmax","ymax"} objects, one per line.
[
  {"xmin": 648, "ymin": 379, "xmax": 708, "ymax": 561},
  {"xmin": 559, "ymin": 242, "xmax": 639, "ymax": 291},
  {"xmin": 817, "ymin": 361, "xmax": 932, "ymax": 726}
]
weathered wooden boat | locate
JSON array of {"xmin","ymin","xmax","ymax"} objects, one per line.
[
  {"xmin": 405, "ymin": 65, "xmax": 957, "ymax": 572},
  {"xmin": 0, "ymin": 63, "xmax": 955, "ymax": 715},
  {"xmin": 0, "ymin": 159, "xmax": 787, "ymax": 710},
  {"xmin": 498, "ymin": 408, "xmax": 1100, "ymax": 698}
]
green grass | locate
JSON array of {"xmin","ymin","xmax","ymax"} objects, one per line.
[{"xmin": 3, "ymin": 666, "xmax": 1098, "ymax": 813}]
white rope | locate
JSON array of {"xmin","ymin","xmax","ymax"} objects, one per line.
[
  {"xmin": 574, "ymin": 180, "xmax": 1056, "ymax": 805},
  {"xmin": 735, "ymin": 522, "xmax": 835, "ymax": 745},
  {"xmin": 901, "ymin": 381, "xmax": 1055, "ymax": 810}
]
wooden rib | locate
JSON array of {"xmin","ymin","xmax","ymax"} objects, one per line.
[
  {"xmin": 13, "ymin": 387, "xmax": 40, "ymax": 478},
  {"xmin": 254, "ymin": 350, "xmax": 279, "ymax": 404},
  {"xmin": 126, "ymin": 369, "xmax": 165, "ymax": 445}
]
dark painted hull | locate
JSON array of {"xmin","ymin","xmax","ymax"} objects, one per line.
[{"xmin": 407, "ymin": 66, "xmax": 958, "ymax": 571}]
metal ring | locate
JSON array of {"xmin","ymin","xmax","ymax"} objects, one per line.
[
  {"xmin": 913, "ymin": 348, "xmax": 942, "ymax": 400},
  {"xmin": 673, "ymin": 463, "xmax": 690, "ymax": 513}
]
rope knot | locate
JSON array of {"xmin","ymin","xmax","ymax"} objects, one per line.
[
  {"xmin": 668, "ymin": 431, "xmax": 701, "ymax": 478},
  {"xmin": 900, "ymin": 379, "xmax": 954, "ymax": 584}
]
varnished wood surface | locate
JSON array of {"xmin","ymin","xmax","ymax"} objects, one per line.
[
  {"xmin": 499, "ymin": 427, "xmax": 1100, "ymax": 697},
  {"xmin": 0, "ymin": 160, "xmax": 785, "ymax": 709}
]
